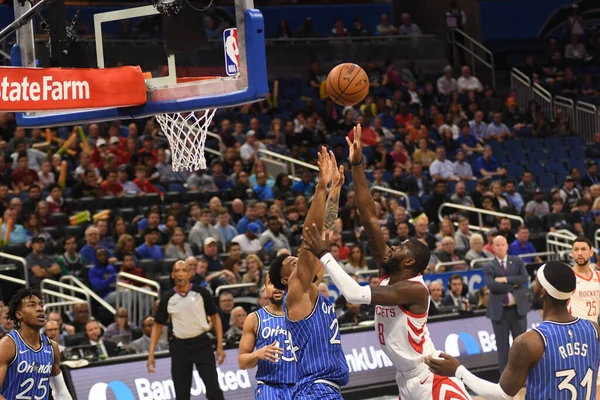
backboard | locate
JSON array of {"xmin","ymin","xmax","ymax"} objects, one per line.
[{"xmin": 10, "ymin": 0, "xmax": 268, "ymax": 128}]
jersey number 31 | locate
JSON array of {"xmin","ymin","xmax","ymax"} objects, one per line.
[{"xmin": 556, "ymin": 367, "xmax": 594, "ymax": 400}]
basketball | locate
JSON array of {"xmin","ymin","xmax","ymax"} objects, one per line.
[{"xmin": 326, "ymin": 63, "xmax": 370, "ymax": 106}]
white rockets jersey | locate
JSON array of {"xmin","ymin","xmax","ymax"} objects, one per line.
[
  {"xmin": 568, "ymin": 269, "xmax": 600, "ymax": 323},
  {"xmin": 374, "ymin": 274, "xmax": 436, "ymax": 372}
]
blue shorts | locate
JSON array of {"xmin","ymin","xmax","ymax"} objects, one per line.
[
  {"xmin": 292, "ymin": 381, "xmax": 343, "ymax": 400},
  {"xmin": 254, "ymin": 382, "xmax": 294, "ymax": 400}
]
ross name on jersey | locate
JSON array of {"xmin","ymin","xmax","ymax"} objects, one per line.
[
  {"xmin": 558, "ymin": 342, "xmax": 588, "ymax": 359},
  {"xmin": 375, "ymin": 305, "xmax": 396, "ymax": 318},
  {"xmin": 16, "ymin": 360, "xmax": 52, "ymax": 375}
]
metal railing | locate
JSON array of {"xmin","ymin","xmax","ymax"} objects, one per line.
[
  {"xmin": 575, "ymin": 101, "xmax": 599, "ymax": 143},
  {"xmin": 510, "ymin": 68, "xmax": 533, "ymax": 111},
  {"xmin": 257, "ymin": 148, "xmax": 318, "ymax": 180},
  {"xmin": 554, "ymin": 96, "xmax": 576, "ymax": 128},
  {"xmin": 371, "ymin": 185, "xmax": 411, "ymax": 211},
  {"xmin": 40, "ymin": 279, "xmax": 91, "ymax": 316},
  {"xmin": 60, "ymin": 275, "xmax": 116, "ymax": 315},
  {"xmin": 434, "ymin": 260, "xmax": 469, "ymax": 272},
  {"xmin": 532, "ymin": 83, "xmax": 553, "ymax": 118},
  {"xmin": 116, "ymin": 272, "xmax": 160, "ymax": 325},
  {"xmin": 0, "ymin": 251, "xmax": 29, "ymax": 286},
  {"xmin": 437, "ymin": 203, "xmax": 524, "ymax": 233},
  {"xmin": 545, "ymin": 230, "xmax": 594, "ymax": 256},
  {"xmin": 215, "ymin": 283, "xmax": 256, "ymax": 296},
  {"xmin": 448, "ymin": 29, "xmax": 495, "ymax": 88},
  {"xmin": 512, "ymin": 67, "xmax": 599, "ymax": 142}
]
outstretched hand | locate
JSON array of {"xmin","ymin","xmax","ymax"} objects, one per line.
[
  {"xmin": 332, "ymin": 165, "xmax": 345, "ymax": 189},
  {"xmin": 317, "ymin": 146, "xmax": 337, "ymax": 187},
  {"xmin": 346, "ymin": 124, "xmax": 364, "ymax": 165},
  {"xmin": 302, "ymin": 223, "xmax": 331, "ymax": 258},
  {"xmin": 423, "ymin": 352, "xmax": 461, "ymax": 377}
]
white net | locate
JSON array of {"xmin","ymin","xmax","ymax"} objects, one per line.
[{"xmin": 155, "ymin": 108, "xmax": 217, "ymax": 172}]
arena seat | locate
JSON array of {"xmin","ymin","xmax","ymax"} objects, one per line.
[
  {"xmin": 503, "ymin": 140, "xmax": 523, "ymax": 153},
  {"xmin": 524, "ymin": 163, "xmax": 545, "ymax": 177},
  {"xmin": 565, "ymin": 136, "xmax": 584, "ymax": 149},
  {"xmin": 568, "ymin": 160, "xmax": 587, "ymax": 175},
  {"xmin": 568, "ymin": 147, "xmax": 585, "ymax": 160},
  {"xmin": 538, "ymin": 173, "xmax": 554, "ymax": 187},
  {"xmin": 141, "ymin": 193, "xmax": 162, "ymax": 207},
  {"xmin": 548, "ymin": 148, "xmax": 569, "ymax": 162},
  {"xmin": 545, "ymin": 137, "xmax": 563, "ymax": 149},
  {"xmin": 546, "ymin": 161, "xmax": 567, "ymax": 175},
  {"xmin": 53, "ymin": 212, "xmax": 69, "ymax": 227},
  {"xmin": 523, "ymin": 137, "xmax": 543, "ymax": 152},
  {"xmin": 99, "ymin": 196, "xmax": 118, "ymax": 210},
  {"xmin": 508, "ymin": 149, "xmax": 527, "ymax": 164},
  {"xmin": 139, "ymin": 259, "xmax": 162, "ymax": 280},
  {"xmin": 506, "ymin": 164, "xmax": 524, "ymax": 179},
  {"xmin": 529, "ymin": 149, "xmax": 548, "ymax": 163},
  {"xmin": 65, "ymin": 225, "xmax": 84, "ymax": 239}
]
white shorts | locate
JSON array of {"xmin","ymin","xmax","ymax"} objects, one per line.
[{"xmin": 396, "ymin": 365, "xmax": 472, "ymax": 400}]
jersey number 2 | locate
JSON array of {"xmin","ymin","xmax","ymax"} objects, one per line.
[
  {"xmin": 16, "ymin": 378, "xmax": 48, "ymax": 400},
  {"xmin": 329, "ymin": 319, "xmax": 341, "ymax": 344},
  {"xmin": 556, "ymin": 367, "xmax": 593, "ymax": 400}
]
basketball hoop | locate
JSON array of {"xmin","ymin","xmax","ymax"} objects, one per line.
[{"xmin": 155, "ymin": 108, "xmax": 217, "ymax": 172}]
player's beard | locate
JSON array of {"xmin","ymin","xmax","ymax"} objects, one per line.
[
  {"xmin": 531, "ymin": 293, "xmax": 544, "ymax": 310},
  {"xmin": 575, "ymin": 257, "xmax": 589, "ymax": 267},
  {"xmin": 270, "ymin": 296, "xmax": 283, "ymax": 306}
]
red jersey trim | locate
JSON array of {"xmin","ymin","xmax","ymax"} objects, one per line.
[
  {"xmin": 574, "ymin": 269, "xmax": 595, "ymax": 281},
  {"xmin": 379, "ymin": 274, "xmax": 390, "ymax": 285}
]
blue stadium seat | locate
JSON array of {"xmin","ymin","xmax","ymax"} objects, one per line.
[
  {"xmin": 538, "ymin": 173, "xmax": 554, "ymax": 187},
  {"xmin": 568, "ymin": 147, "xmax": 585, "ymax": 160},
  {"xmin": 528, "ymin": 150, "xmax": 548, "ymax": 163},
  {"xmin": 488, "ymin": 141, "xmax": 503, "ymax": 154},
  {"xmin": 506, "ymin": 164, "xmax": 524, "ymax": 179},
  {"xmin": 568, "ymin": 160, "xmax": 587, "ymax": 175},
  {"xmin": 555, "ymin": 174, "xmax": 567, "ymax": 185},
  {"xmin": 329, "ymin": 136, "xmax": 347, "ymax": 148},
  {"xmin": 257, "ymin": 114, "xmax": 272, "ymax": 126},
  {"xmin": 504, "ymin": 140, "xmax": 523, "ymax": 153},
  {"xmin": 545, "ymin": 137, "xmax": 563, "ymax": 149},
  {"xmin": 548, "ymin": 148, "xmax": 569, "ymax": 161},
  {"xmin": 541, "ymin": 186, "xmax": 554, "ymax": 193},
  {"xmin": 525, "ymin": 163, "xmax": 545, "ymax": 177},
  {"xmin": 508, "ymin": 149, "xmax": 527, "ymax": 164},
  {"xmin": 565, "ymin": 136, "xmax": 584, "ymax": 149},
  {"xmin": 546, "ymin": 161, "xmax": 567, "ymax": 175},
  {"xmin": 523, "ymin": 138, "xmax": 544, "ymax": 152},
  {"xmin": 408, "ymin": 196, "xmax": 422, "ymax": 213},
  {"xmin": 494, "ymin": 152, "xmax": 508, "ymax": 164}
]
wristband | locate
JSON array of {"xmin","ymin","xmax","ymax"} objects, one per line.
[
  {"xmin": 455, "ymin": 365, "xmax": 467, "ymax": 380},
  {"xmin": 351, "ymin": 157, "xmax": 363, "ymax": 166},
  {"xmin": 317, "ymin": 250, "xmax": 329, "ymax": 259}
]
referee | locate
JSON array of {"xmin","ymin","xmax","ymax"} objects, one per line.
[{"xmin": 148, "ymin": 260, "xmax": 225, "ymax": 400}]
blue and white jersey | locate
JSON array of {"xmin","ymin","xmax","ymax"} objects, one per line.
[
  {"xmin": 284, "ymin": 293, "xmax": 349, "ymax": 387},
  {"xmin": 527, "ymin": 318, "xmax": 599, "ymax": 400},
  {"xmin": 0, "ymin": 330, "xmax": 54, "ymax": 400},
  {"xmin": 255, "ymin": 307, "xmax": 296, "ymax": 384}
]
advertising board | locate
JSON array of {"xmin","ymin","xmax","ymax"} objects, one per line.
[{"xmin": 69, "ymin": 311, "xmax": 542, "ymax": 399}]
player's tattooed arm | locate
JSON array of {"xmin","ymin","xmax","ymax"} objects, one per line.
[
  {"xmin": 347, "ymin": 124, "xmax": 390, "ymax": 265},
  {"xmin": 323, "ymin": 165, "xmax": 344, "ymax": 231}
]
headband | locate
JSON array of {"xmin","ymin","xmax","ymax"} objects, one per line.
[{"xmin": 537, "ymin": 264, "xmax": 574, "ymax": 301}]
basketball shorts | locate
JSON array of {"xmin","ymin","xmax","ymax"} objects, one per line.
[
  {"xmin": 397, "ymin": 365, "xmax": 472, "ymax": 400},
  {"xmin": 292, "ymin": 379, "xmax": 343, "ymax": 400},
  {"xmin": 254, "ymin": 381, "xmax": 294, "ymax": 400}
]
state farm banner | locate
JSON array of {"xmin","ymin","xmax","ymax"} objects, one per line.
[{"xmin": 0, "ymin": 66, "xmax": 147, "ymax": 111}]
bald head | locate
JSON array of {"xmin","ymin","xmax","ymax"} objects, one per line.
[{"xmin": 492, "ymin": 235, "xmax": 508, "ymax": 259}]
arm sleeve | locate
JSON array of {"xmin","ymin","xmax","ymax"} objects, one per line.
[
  {"xmin": 455, "ymin": 365, "xmax": 512, "ymax": 400},
  {"xmin": 320, "ymin": 253, "xmax": 372, "ymax": 305},
  {"xmin": 199, "ymin": 286, "xmax": 219, "ymax": 316},
  {"xmin": 49, "ymin": 372, "xmax": 73, "ymax": 400}
]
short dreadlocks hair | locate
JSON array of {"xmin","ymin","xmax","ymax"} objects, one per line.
[{"xmin": 7, "ymin": 287, "xmax": 43, "ymax": 326}]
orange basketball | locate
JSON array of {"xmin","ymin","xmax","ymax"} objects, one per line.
[{"xmin": 326, "ymin": 63, "xmax": 370, "ymax": 106}]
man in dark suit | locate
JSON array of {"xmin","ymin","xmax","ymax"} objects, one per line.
[
  {"xmin": 80, "ymin": 319, "xmax": 120, "ymax": 358},
  {"xmin": 441, "ymin": 274, "xmax": 468, "ymax": 309},
  {"xmin": 483, "ymin": 235, "xmax": 529, "ymax": 373}
]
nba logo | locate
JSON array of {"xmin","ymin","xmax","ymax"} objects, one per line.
[{"xmin": 223, "ymin": 28, "xmax": 240, "ymax": 76}]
